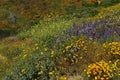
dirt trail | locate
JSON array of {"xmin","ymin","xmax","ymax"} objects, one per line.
[
  {"xmin": 0, "ymin": 54, "xmax": 6, "ymax": 63},
  {"xmin": 0, "ymin": 35, "xmax": 18, "ymax": 63},
  {"xmin": 0, "ymin": 35, "xmax": 18, "ymax": 48}
]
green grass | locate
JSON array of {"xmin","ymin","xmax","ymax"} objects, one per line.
[{"xmin": 18, "ymin": 16, "xmax": 77, "ymax": 46}]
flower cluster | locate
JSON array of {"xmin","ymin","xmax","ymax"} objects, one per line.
[
  {"xmin": 108, "ymin": 42, "xmax": 120, "ymax": 55},
  {"xmin": 64, "ymin": 37, "xmax": 88, "ymax": 53},
  {"xmin": 62, "ymin": 37, "xmax": 87, "ymax": 64},
  {"xmin": 103, "ymin": 42, "xmax": 120, "ymax": 55},
  {"xmin": 86, "ymin": 61, "xmax": 113, "ymax": 80},
  {"xmin": 74, "ymin": 38, "xmax": 88, "ymax": 53},
  {"xmin": 59, "ymin": 76, "xmax": 67, "ymax": 80}
]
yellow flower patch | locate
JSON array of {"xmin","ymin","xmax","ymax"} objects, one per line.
[{"xmin": 86, "ymin": 61, "xmax": 113, "ymax": 80}]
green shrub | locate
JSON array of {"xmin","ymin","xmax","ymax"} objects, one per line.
[{"xmin": 3, "ymin": 50, "xmax": 57, "ymax": 80}]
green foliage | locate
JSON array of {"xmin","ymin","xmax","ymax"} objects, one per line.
[
  {"xmin": 65, "ymin": 5, "xmax": 98, "ymax": 18},
  {"xmin": 82, "ymin": 0, "xmax": 90, "ymax": 7},
  {"xmin": 18, "ymin": 16, "xmax": 76, "ymax": 48},
  {"xmin": 97, "ymin": 0, "xmax": 120, "ymax": 7},
  {"xmin": 3, "ymin": 51, "xmax": 56, "ymax": 80}
]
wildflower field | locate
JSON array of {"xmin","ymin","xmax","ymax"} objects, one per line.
[{"xmin": 0, "ymin": 0, "xmax": 120, "ymax": 80}]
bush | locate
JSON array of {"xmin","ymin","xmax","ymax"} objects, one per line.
[
  {"xmin": 86, "ymin": 60, "xmax": 113, "ymax": 80},
  {"xmin": 3, "ymin": 50, "xmax": 57, "ymax": 80}
]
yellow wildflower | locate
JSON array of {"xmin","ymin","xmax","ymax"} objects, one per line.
[
  {"xmin": 59, "ymin": 76, "xmax": 67, "ymax": 80},
  {"xmin": 38, "ymin": 71, "xmax": 43, "ymax": 75},
  {"xmin": 51, "ymin": 50, "xmax": 55, "ymax": 55},
  {"xmin": 23, "ymin": 54, "xmax": 27, "ymax": 58},
  {"xmin": 44, "ymin": 48, "xmax": 48, "ymax": 51},
  {"xmin": 65, "ymin": 45, "xmax": 71, "ymax": 51},
  {"xmin": 21, "ymin": 68, "xmax": 26, "ymax": 74},
  {"xmin": 49, "ymin": 71, "xmax": 54, "ymax": 75},
  {"xmin": 40, "ymin": 52, "xmax": 44, "ymax": 55}
]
